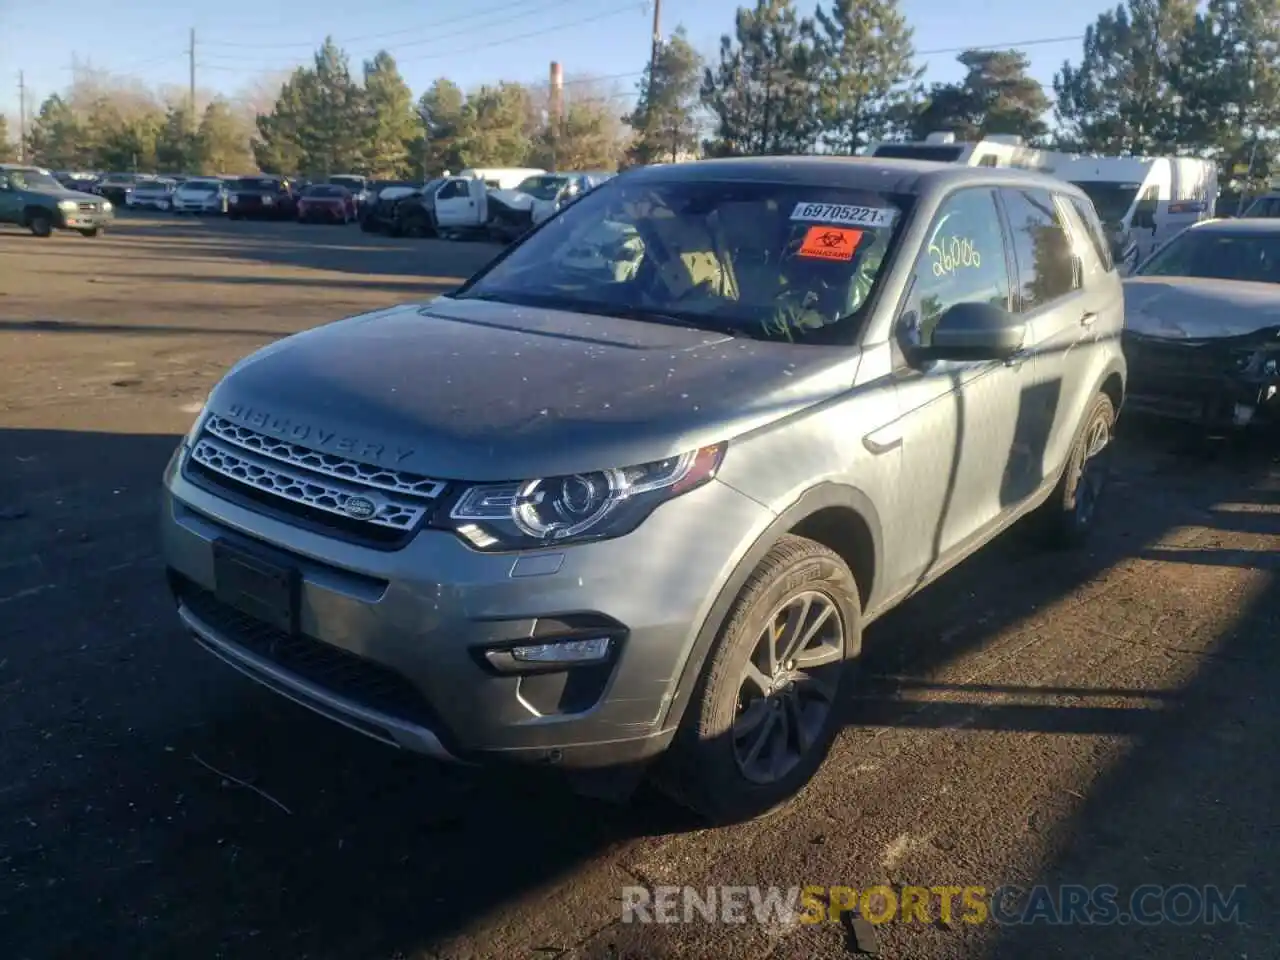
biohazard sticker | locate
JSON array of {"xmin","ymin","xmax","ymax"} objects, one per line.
[
  {"xmin": 797, "ymin": 225, "xmax": 863, "ymax": 261},
  {"xmin": 791, "ymin": 202, "xmax": 898, "ymax": 228}
]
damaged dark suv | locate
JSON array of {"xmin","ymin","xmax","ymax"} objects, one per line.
[{"xmin": 1123, "ymin": 218, "xmax": 1280, "ymax": 432}]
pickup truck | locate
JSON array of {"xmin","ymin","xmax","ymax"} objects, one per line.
[
  {"xmin": 0, "ymin": 164, "xmax": 114, "ymax": 237},
  {"xmin": 433, "ymin": 171, "xmax": 615, "ymax": 242}
]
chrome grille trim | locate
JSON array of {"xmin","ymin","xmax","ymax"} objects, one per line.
[
  {"xmin": 189, "ymin": 436, "xmax": 429, "ymax": 530},
  {"xmin": 204, "ymin": 415, "xmax": 446, "ymax": 499}
]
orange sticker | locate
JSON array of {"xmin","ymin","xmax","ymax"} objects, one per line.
[{"xmin": 797, "ymin": 225, "xmax": 863, "ymax": 261}]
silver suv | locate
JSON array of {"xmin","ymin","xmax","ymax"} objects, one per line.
[{"xmin": 160, "ymin": 158, "xmax": 1126, "ymax": 823}]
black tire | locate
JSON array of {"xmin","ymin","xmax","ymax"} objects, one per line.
[
  {"xmin": 78, "ymin": 228, "xmax": 100, "ymax": 237},
  {"xmin": 1036, "ymin": 392, "xmax": 1117, "ymax": 548},
  {"xmin": 27, "ymin": 210, "xmax": 53, "ymax": 237},
  {"xmin": 653, "ymin": 534, "xmax": 862, "ymax": 824}
]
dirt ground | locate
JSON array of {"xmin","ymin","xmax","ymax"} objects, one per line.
[{"xmin": 1, "ymin": 213, "xmax": 1278, "ymax": 960}]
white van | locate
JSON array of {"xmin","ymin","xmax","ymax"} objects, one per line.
[
  {"xmin": 456, "ymin": 167, "xmax": 546, "ymax": 190},
  {"xmin": 1058, "ymin": 156, "xmax": 1218, "ymax": 263},
  {"xmin": 866, "ymin": 131, "xmax": 1072, "ymax": 173}
]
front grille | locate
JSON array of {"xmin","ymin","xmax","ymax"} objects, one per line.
[
  {"xmin": 77, "ymin": 201, "xmax": 98, "ymax": 212},
  {"xmin": 185, "ymin": 415, "xmax": 446, "ymax": 541},
  {"xmin": 173, "ymin": 574, "xmax": 439, "ymax": 729}
]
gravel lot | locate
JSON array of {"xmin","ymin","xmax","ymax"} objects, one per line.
[{"xmin": 1, "ymin": 212, "xmax": 1278, "ymax": 960}]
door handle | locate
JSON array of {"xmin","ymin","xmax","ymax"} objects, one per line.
[{"xmin": 1080, "ymin": 311, "xmax": 1098, "ymax": 328}]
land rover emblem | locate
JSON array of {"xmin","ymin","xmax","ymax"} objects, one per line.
[{"xmin": 343, "ymin": 496, "xmax": 376, "ymax": 520}]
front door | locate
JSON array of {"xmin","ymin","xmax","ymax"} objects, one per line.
[
  {"xmin": 433, "ymin": 178, "xmax": 473, "ymax": 227},
  {"xmin": 888, "ymin": 185, "xmax": 1030, "ymax": 584},
  {"xmin": 0, "ymin": 174, "xmax": 18, "ymax": 223}
]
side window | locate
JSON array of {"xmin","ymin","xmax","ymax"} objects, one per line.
[
  {"xmin": 976, "ymin": 154, "xmax": 999, "ymax": 168},
  {"xmin": 901, "ymin": 188, "xmax": 1011, "ymax": 349},
  {"xmin": 1133, "ymin": 186, "xmax": 1159, "ymax": 229},
  {"xmin": 1066, "ymin": 195, "xmax": 1114, "ymax": 272},
  {"xmin": 0, "ymin": 174, "xmax": 9, "ymax": 190},
  {"xmin": 1000, "ymin": 187, "xmax": 1079, "ymax": 312},
  {"xmin": 1057, "ymin": 195, "xmax": 1106, "ymax": 282}
]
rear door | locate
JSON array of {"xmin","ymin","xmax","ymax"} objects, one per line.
[{"xmin": 996, "ymin": 186, "xmax": 1094, "ymax": 494}]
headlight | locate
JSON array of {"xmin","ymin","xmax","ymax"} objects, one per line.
[
  {"xmin": 1234, "ymin": 349, "xmax": 1279, "ymax": 375},
  {"xmin": 448, "ymin": 444, "xmax": 726, "ymax": 550},
  {"xmin": 102, "ymin": 200, "xmax": 113, "ymax": 211},
  {"xmin": 228, "ymin": 194, "xmax": 239, "ymax": 203},
  {"xmin": 58, "ymin": 199, "xmax": 78, "ymax": 211},
  {"xmin": 262, "ymin": 196, "xmax": 275, "ymax": 205}
]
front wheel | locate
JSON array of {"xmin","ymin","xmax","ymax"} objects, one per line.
[
  {"xmin": 1035, "ymin": 392, "xmax": 1116, "ymax": 548},
  {"xmin": 28, "ymin": 212, "xmax": 53, "ymax": 237},
  {"xmin": 654, "ymin": 535, "xmax": 861, "ymax": 824}
]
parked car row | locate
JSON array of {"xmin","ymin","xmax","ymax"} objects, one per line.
[{"xmin": 359, "ymin": 168, "xmax": 615, "ymax": 243}]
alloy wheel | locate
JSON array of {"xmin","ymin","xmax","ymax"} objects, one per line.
[
  {"xmin": 1074, "ymin": 414, "xmax": 1113, "ymax": 526},
  {"xmin": 733, "ymin": 591, "xmax": 844, "ymax": 785}
]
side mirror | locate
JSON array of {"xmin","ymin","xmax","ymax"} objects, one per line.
[{"xmin": 920, "ymin": 301, "xmax": 1026, "ymax": 362}]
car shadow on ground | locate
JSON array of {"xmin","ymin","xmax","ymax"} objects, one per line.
[{"xmin": 0, "ymin": 423, "xmax": 1275, "ymax": 958}]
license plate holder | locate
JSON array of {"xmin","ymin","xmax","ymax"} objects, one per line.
[{"xmin": 212, "ymin": 539, "xmax": 298, "ymax": 633}]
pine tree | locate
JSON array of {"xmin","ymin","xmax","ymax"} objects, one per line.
[
  {"xmin": 362, "ymin": 52, "xmax": 417, "ymax": 179},
  {"xmin": 701, "ymin": 0, "xmax": 822, "ymax": 156},
  {"xmin": 813, "ymin": 0, "xmax": 921, "ymax": 153},
  {"xmin": 623, "ymin": 27, "xmax": 703, "ymax": 164}
]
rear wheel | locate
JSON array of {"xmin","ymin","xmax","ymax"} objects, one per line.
[
  {"xmin": 654, "ymin": 535, "xmax": 861, "ymax": 824},
  {"xmin": 1036, "ymin": 392, "xmax": 1116, "ymax": 548}
]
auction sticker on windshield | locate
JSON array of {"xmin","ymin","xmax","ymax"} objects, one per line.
[
  {"xmin": 791, "ymin": 203, "xmax": 898, "ymax": 228},
  {"xmin": 797, "ymin": 226, "xmax": 863, "ymax": 261}
]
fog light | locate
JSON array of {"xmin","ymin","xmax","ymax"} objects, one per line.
[{"xmin": 511, "ymin": 637, "xmax": 611, "ymax": 663}]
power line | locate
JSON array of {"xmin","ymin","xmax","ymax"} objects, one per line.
[
  {"xmin": 196, "ymin": 3, "xmax": 645, "ymax": 74},
  {"xmin": 199, "ymin": 0, "xmax": 571, "ymax": 52}
]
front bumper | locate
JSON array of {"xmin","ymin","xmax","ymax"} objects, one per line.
[
  {"xmin": 299, "ymin": 205, "xmax": 348, "ymax": 221},
  {"xmin": 1124, "ymin": 332, "xmax": 1280, "ymax": 430},
  {"xmin": 174, "ymin": 198, "xmax": 225, "ymax": 213},
  {"xmin": 55, "ymin": 207, "xmax": 113, "ymax": 229},
  {"xmin": 160, "ymin": 445, "xmax": 769, "ymax": 769}
]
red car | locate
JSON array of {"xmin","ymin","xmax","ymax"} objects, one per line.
[{"xmin": 296, "ymin": 184, "xmax": 356, "ymax": 224}]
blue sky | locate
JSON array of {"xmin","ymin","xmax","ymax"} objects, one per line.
[{"xmin": 1, "ymin": 0, "xmax": 1114, "ymax": 122}]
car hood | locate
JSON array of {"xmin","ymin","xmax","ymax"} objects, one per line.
[
  {"xmin": 489, "ymin": 188, "xmax": 536, "ymax": 211},
  {"xmin": 1124, "ymin": 276, "xmax": 1280, "ymax": 339},
  {"xmin": 207, "ymin": 297, "xmax": 860, "ymax": 481}
]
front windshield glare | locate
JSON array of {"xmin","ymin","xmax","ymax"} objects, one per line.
[
  {"xmin": 1138, "ymin": 231, "xmax": 1280, "ymax": 283},
  {"xmin": 10, "ymin": 170, "xmax": 61, "ymax": 190},
  {"xmin": 457, "ymin": 178, "xmax": 906, "ymax": 342}
]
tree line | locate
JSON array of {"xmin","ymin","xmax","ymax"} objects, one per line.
[{"xmin": 9, "ymin": 0, "xmax": 1280, "ymax": 188}]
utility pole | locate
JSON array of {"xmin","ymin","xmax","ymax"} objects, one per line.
[
  {"xmin": 17, "ymin": 71, "xmax": 26, "ymax": 163},
  {"xmin": 649, "ymin": 0, "xmax": 662, "ymax": 79},
  {"xmin": 548, "ymin": 61, "xmax": 563, "ymax": 173},
  {"xmin": 188, "ymin": 28, "xmax": 197, "ymax": 127}
]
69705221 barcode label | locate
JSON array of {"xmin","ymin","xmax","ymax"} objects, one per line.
[{"xmin": 790, "ymin": 202, "xmax": 898, "ymax": 228}]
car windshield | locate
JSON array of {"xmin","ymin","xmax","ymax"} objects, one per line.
[
  {"xmin": 329, "ymin": 177, "xmax": 363, "ymax": 190},
  {"xmin": 7, "ymin": 169, "xmax": 61, "ymax": 190},
  {"xmin": 1071, "ymin": 181, "xmax": 1141, "ymax": 225},
  {"xmin": 234, "ymin": 179, "xmax": 279, "ymax": 192},
  {"xmin": 455, "ymin": 177, "xmax": 908, "ymax": 343},
  {"xmin": 183, "ymin": 181, "xmax": 218, "ymax": 193},
  {"xmin": 515, "ymin": 175, "xmax": 570, "ymax": 201},
  {"xmin": 1137, "ymin": 229, "xmax": 1280, "ymax": 283},
  {"xmin": 305, "ymin": 185, "xmax": 344, "ymax": 198}
]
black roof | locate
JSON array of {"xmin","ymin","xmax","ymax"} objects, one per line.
[{"xmin": 1194, "ymin": 217, "xmax": 1280, "ymax": 234}]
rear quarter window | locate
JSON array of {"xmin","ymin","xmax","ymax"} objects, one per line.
[{"xmin": 1066, "ymin": 194, "xmax": 1114, "ymax": 272}]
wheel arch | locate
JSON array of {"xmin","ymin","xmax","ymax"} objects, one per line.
[{"xmin": 659, "ymin": 482, "xmax": 884, "ymax": 732}]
